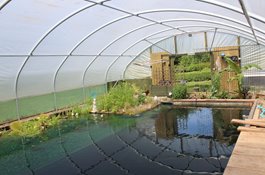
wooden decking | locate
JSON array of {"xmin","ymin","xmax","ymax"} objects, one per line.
[
  {"xmin": 224, "ymin": 131, "xmax": 265, "ymax": 175},
  {"xmin": 224, "ymin": 100, "xmax": 265, "ymax": 175}
]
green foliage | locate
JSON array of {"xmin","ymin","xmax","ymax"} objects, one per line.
[
  {"xmin": 178, "ymin": 53, "xmax": 210, "ymax": 67},
  {"xmin": 172, "ymin": 84, "xmax": 187, "ymax": 99},
  {"xmin": 9, "ymin": 114, "xmax": 60, "ymax": 137},
  {"xmin": 216, "ymin": 91, "xmax": 230, "ymax": 99},
  {"xmin": 72, "ymin": 105, "xmax": 82, "ymax": 114},
  {"xmin": 10, "ymin": 121, "xmax": 41, "ymax": 137},
  {"xmin": 137, "ymin": 94, "xmax": 146, "ymax": 105},
  {"xmin": 223, "ymin": 56, "xmax": 262, "ymax": 98},
  {"xmin": 176, "ymin": 62, "xmax": 210, "ymax": 73},
  {"xmin": 176, "ymin": 68, "xmax": 211, "ymax": 82},
  {"xmin": 186, "ymin": 80, "xmax": 211, "ymax": 87},
  {"xmin": 187, "ymin": 80, "xmax": 211, "ymax": 92},
  {"xmin": 96, "ymin": 82, "xmax": 141, "ymax": 113},
  {"xmin": 211, "ymin": 72, "xmax": 221, "ymax": 97}
]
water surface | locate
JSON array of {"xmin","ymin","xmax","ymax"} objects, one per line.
[{"xmin": 0, "ymin": 106, "xmax": 249, "ymax": 175}]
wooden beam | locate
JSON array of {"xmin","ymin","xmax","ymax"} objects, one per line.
[
  {"xmin": 231, "ymin": 119, "xmax": 265, "ymax": 127},
  {"xmin": 237, "ymin": 126, "xmax": 265, "ymax": 133}
]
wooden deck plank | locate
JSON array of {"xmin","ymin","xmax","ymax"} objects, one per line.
[
  {"xmin": 224, "ymin": 131, "xmax": 265, "ymax": 175},
  {"xmin": 225, "ymin": 166, "xmax": 265, "ymax": 175}
]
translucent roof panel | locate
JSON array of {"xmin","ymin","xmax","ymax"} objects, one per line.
[
  {"xmin": 106, "ymin": 56, "xmax": 133, "ymax": 82},
  {"xmin": 124, "ymin": 50, "xmax": 151, "ymax": 79},
  {"xmin": 73, "ymin": 16, "xmax": 151, "ymax": 55},
  {"xmin": 33, "ymin": 5, "xmax": 125, "ymax": 55},
  {"xmin": 83, "ymin": 56, "xmax": 117, "ymax": 86},
  {"xmin": 0, "ymin": 0, "xmax": 265, "ymax": 104},
  {"xmin": 177, "ymin": 33, "xmax": 206, "ymax": 54},
  {"xmin": 151, "ymin": 37, "xmax": 175, "ymax": 54},
  {"xmin": 101, "ymin": 24, "xmax": 168, "ymax": 55},
  {"xmin": 0, "ymin": 0, "xmax": 92, "ymax": 54},
  {"xmin": 17, "ymin": 56, "xmax": 65, "ymax": 98},
  {"xmin": 56, "ymin": 56, "xmax": 95, "ymax": 92},
  {"xmin": 0, "ymin": 57, "xmax": 25, "ymax": 101}
]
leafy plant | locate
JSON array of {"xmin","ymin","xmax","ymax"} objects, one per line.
[
  {"xmin": 211, "ymin": 72, "xmax": 221, "ymax": 97},
  {"xmin": 10, "ymin": 120, "xmax": 41, "ymax": 137},
  {"xmin": 176, "ymin": 69, "xmax": 211, "ymax": 82},
  {"xmin": 176, "ymin": 62, "xmax": 210, "ymax": 72},
  {"xmin": 137, "ymin": 94, "xmax": 146, "ymax": 105},
  {"xmin": 172, "ymin": 84, "xmax": 187, "ymax": 99},
  {"xmin": 178, "ymin": 53, "xmax": 210, "ymax": 67},
  {"xmin": 9, "ymin": 114, "xmax": 60, "ymax": 137},
  {"xmin": 96, "ymin": 82, "xmax": 143, "ymax": 113},
  {"xmin": 223, "ymin": 56, "xmax": 261, "ymax": 98},
  {"xmin": 217, "ymin": 91, "xmax": 230, "ymax": 99}
]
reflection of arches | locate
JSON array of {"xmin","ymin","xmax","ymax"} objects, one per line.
[
  {"xmin": 21, "ymin": 137, "xmax": 35, "ymax": 175},
  {"xmin": 86, "ymin": 128, "xmax": 130, "ymax": 174},
  {"xmin": 135, "ymin": 128, "xmax": 227, "ymax": 172},
  {"xmin": 57, "ymin": 125, "xmax": 86, "ymax": 175}
]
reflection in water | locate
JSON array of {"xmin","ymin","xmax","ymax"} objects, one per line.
[{"xmin": 0, "ymin": 106, "xmax": 249, "ymax": 175}]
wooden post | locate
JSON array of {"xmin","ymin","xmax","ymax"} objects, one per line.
[
  {"xmin": 174, "ymin": 35, "xmax": 177, "ymax": 54},
  {"xmin": 237, "ymin": 36, "xmax": 241, "ymax": 58},
  {"xmin": 204, "ymin": 32, "xmax": 208, "ymax": 51}
]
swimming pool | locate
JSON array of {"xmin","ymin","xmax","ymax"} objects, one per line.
[{"xmin": 0, "ymin": 105, "xmax": 250, "ymax": 175}]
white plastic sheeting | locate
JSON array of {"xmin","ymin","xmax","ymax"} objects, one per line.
[
  {"xmin": 0, "ymin": 0, "xmax": 265, "ymax": 105},
  {"xmin": 124, "ymin": 31, "xmax": 263, "ymax": 79},
  {"xmin": 125, "ymin": 50, "xmax": 151, "ymax": 79}
]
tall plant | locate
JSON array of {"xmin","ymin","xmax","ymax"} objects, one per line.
[
  {"xmin": 211, "ymin": 72, "xmax": 221, "ymax": 97},
  {"xmin": 223, "ymin": 56, "xmax": 261, "ymax": 98}
]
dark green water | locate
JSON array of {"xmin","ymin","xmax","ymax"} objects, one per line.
[{"xmin": 0, "ymin": 106, "xmax": 250, "ymax": 175}]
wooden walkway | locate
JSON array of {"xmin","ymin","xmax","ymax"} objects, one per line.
[
  {"xmin": 224, "ymin": 131, "xmax": 265, "ymax": 175},
  {"xmin": 224, "ymin": 100, "xmax": 265, "ymax": 175}
]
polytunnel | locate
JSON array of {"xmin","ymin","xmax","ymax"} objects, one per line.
[{"xmin": 1, "ymin": 0, "xmax": 265, "ymax": 122}]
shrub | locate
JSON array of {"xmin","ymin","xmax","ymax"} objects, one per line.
[
  {"xmin": 9, "ymin": 114, "xmax": 60, "ymax": 137},
  {"xmin": 96, "ymin": 82, "xmax": 140, "ymax": 113},
  {"xmin": 10, "ymin": 121, "xmax": 41, "ymax": 137},
  {"xmin": 185, "ymin": 62, "xmax": 210, "ymax": 72},
  {"xmin": 176, "ymin": 69, "xmax": 211, "ymax": 82},
  {"xmin": 178, "ymin": 53, "xmax": 210, "ymax": 67},
  {"xmin": 172, "ymin": 84, "xmax": 187, "ymax": 99},
  {"xmin": 186, "ymin": 80, "xmax": 211, "ymax": 92}
]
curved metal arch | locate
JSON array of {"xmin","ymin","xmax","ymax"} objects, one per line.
[
  {"xmin": 122, "ymin": 35, "xmax": 179, "ymax": 80},
  {"xmin": 122, "ymin": 30, "xmax": 265, "ymax": 80},
  {"xmin": 177, "ymin": 25, "xmax": 255, "ymax": 41},
  {"xmin": 52, "ymin": 14, "xmax": 133, "ymax": 109},
  {"xmin": 0, "ymin": 0, "xmax": 11, "ymax": 11},
  {"xmin": 105, "ymin": 24, "xmax": 265, "ymax": 84},
  {"xmin": 82, "ymin": 28, "xmax": 177, "ymax": 91},
  {"xmin": 95, "ymin": 18, "xmax": 263, "ymax": 85},
  {"xmin": 162, "ymin": 18, "xmax": 265, "ymax": 43},
  {"xmin": 43, "ymin": 9, "xmax": 263, "ymax": 108},
  {"xmin": 196, "ymin": 0, "xmax": 265, "ymax": 24},
  {"xmin": 103, "ymin": 29, "xmax": 181, "ymax": 84},
  {"xmin": 13, "ymin": 2, "xmax": 98, "ymax": 117},
  {"xmin": 137, "ymin": 8, "xmax": 265, "ymax": 35},
  {"xmin": 14, "ymin": 3, "xmax": 265, "ymax": 110},
  {"xmin": 238, "ymin": 0, "xmax": 259, "ymax": 44}
]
